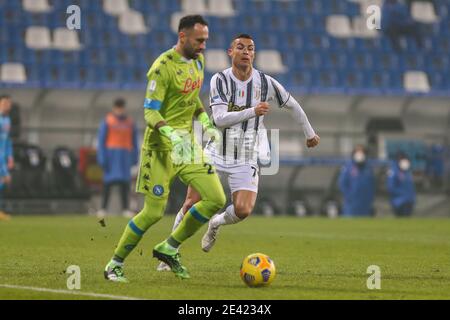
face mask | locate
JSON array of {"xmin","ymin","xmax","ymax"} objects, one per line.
[
  {"xmin": 353, "ymin": 151, "xmax": 366, "ymax": 163},
  {"xmin": 399, "ymin": 159, "xmax": 410, "ymax": 171}
]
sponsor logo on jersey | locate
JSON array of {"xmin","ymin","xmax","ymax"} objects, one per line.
[
  {"xmin": 181, "ymin": 77, "xmax": 202, "ymax": 94},
  {"xmin": 227, "ymin": 103, "xmax": 247, "ymax": 112},
  {"xmin": 153, "ymin": 185, "xmax": 164, "ymax": 196}
]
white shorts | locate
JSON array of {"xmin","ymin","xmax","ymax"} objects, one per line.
[{"xmin": 214, "ymin": 162, "xmax": 260, "ymax": 195}]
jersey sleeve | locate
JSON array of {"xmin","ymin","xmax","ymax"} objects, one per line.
[
  {"xmin": 267, "ymin": 76, "xmax": 291, "ymax": 108},
  {"xmin": 209, "ymin": 73, "xmax": 228, "ymax": 107},
  {"xmin": 267, "ymin": 76, "xmax": 316, "ymax": 139},
  {"xmin": 143, "ymin": 61, "xmax": 170, "ymax": 111}
]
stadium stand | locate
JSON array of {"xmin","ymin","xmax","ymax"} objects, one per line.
[
  {"xmin": 22, "ymin": 0, "xmax": 52, "ymax": 14},
  {"xmin": 1, "ymin": 0, "xmax": 449, "ymax": 216},
  {"xmin": 0, "ymin": 0, "xmax": 448, "ymax": 95}
]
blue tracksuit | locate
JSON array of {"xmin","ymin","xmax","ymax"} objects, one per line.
[
  {"xmin": 338, "ymin": 161, "xmax": 375, "ymax": 217},
  {"xmin": 0, "ymin": 114, "xmax": 12, "ymax": 190},
  {"xmin": 386, "ymin": 162, "xmax": 415, "ymax": 216}
]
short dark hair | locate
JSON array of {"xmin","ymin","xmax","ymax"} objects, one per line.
[
  {"xmin": 114, "ymin": 98, "xmax": 126, "ymax": 108},
  {"xmin": 0, "ymin": 94, "xmax": 11, "ymax": 101},
  {"xmin": 178, "ymin": 15, "xmax": 208, "ymax": 32},
  {"xmin": 230, "ymin": 33, "xmax": 253, "ymax": 46}
]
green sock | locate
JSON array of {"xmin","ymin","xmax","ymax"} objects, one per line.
[
  {"xmin": 113, "ymin": 195, "xmax": 167, "ymax": 261},
  {"xmin": 170, "ymin": 206, "xmax": 208, "ymax": 245},
  {"xmin": 113, "ymin": 220, "xmax": 144, "ymax": 260}
]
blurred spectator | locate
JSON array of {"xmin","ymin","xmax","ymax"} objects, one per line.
[
  {"xmin": 381, "ymin": 0, "xmax": 424, "ymax": 52},
  {"xmin": 0, "ymin": 94, "xmax": 14, "ymax": 221},
  {"xmin": 426, "ymin": 144, "xmax": 445, "ymax": 189},
  {"xmin": 338, "ymin": 145, "xmax": 375, "ymax": 217},
  {"xmin": 96, "ymin": 98, "xmax": 139, "ymax": 220},
  {"xmin": 386, "ymin": 153, "xmax": 416, "ymax": 217}
]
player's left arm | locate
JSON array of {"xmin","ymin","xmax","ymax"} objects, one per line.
[
  {"xmin": 194, "ymin": 97, "xmax": 221, "ymax": 141},
  {"xmin": 268, "ymin": 77, "xmax": 319, "ymax": 148}
]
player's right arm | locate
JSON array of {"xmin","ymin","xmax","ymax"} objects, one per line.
[
  {"xmin": 143, "ymin": 62, "xmax": 182, "ymax": 144},
  {"xmin": 209, "ymin": 74, "xmax": 268, "ymax": 128}
]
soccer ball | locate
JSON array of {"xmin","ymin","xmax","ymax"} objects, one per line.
[{"xmin": 240, "ymin": 253, "xmax": 276, "ymax": 287}]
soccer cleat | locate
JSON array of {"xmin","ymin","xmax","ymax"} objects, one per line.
[
  {"xmin": 152, "ymin": 242, "xmax": 190, "ymax": 279},
  {"xmin": 201, "ymin": 219, "xmax": 220, "ymax": 252},
  {"xmin": 104, "ymin": 260, "xmax": 128, "ymax": 283},
  {"xmin": 156, "ymin": 262, "xmax": 171, "ymax": 271}
]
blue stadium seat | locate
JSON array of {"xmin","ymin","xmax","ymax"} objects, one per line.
[
  {"xmin": 320, "ymin": 52, "xmax": 349, "ymax": 69},
  {"xmin": 316, "ymin": 69, "xmax": 340, "ymax": 88},
  {"xmin": 348, "ymin": 52, "xmax": 374, "ymax": 71},
  {"xmin": 296, "ymin": 51, "xmax": 321, "ymax": 69},
  {"xmin": 428, "ymin": 72, "xmax": 448, "ymax": 91},
  {"xmin": 282, "ymin": 31, "xmax": 304, "ymax": 50},
  {"xmin": 302, "ymin": 33, "xmax": 329, "ymax": 50},
  {"xmin": 0, "ymin": 0, "xmax": 448, "ymax": 95},
  {"xmin": 297, "ymin": 0, "xmax": 323, "ymax": 15}
]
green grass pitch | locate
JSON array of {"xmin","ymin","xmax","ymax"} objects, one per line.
[{"xmin": 0, "ymin": 215, "xmax": 449, "ymax": 300}]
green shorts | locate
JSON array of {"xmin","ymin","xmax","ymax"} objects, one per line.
[{"xmin": 136, "ymin": 148, "xmax": 222, "ymax": 200}]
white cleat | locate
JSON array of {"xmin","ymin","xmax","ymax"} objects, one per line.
[
  {"xmin": 201, "ymin": 220, "xmax": 220, "ymax": 252},
  {"xmin": 156, "ymin": 262, "xmax": 171, "ymax": 271}
]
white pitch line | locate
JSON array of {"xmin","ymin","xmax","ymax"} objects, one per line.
[{"xmin": 0, "ymin": 284, "xmax": 146, "ymax": 300}]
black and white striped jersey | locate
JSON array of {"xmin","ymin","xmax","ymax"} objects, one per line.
[{"xmin": 206, "ymin": 67, "xmax": 315, "ymax": 166}]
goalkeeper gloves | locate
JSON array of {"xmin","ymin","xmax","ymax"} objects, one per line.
[
  {"xmin": 198, "ymin": 112, "xmax": 221, "ymax": 142},
  {"xmin": 159, "ymin": 126, "xmax": 193, "ymax": 165}
]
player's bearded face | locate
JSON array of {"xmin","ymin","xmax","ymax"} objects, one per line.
[
  {"xmin": 229, "ymin": 39, "xmax": 255, "ymax": 68},
  {"xmin": 181, "ymin": 24, "xmax": 209, "ymax": 60}
]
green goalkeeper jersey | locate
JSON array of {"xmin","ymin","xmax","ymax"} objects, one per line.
[{"xmin": 143, "ymin": 48, "xmax": 205, "ymax": 151}]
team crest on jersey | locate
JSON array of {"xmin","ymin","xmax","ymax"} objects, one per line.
[
  {"xmin": 153, "ymin": 185, "xmax": 164, "ymax": 196},
  {"xmin": 254, "ymin": 86, "xmax": 261, "ymax": 100},
  {"xmin": 189, "ymin": 68, "xmax": 194, "ymax": 75}
]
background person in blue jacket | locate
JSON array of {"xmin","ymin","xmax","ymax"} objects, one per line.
[
  {"xmin": 0, "ymin": 94, "xmax": 14, "ymax": 221},
  {"xmin": 338, "ymin": 145, "xmax": 375, "ymax": 217},
  {"xmin": 387, "ymin": 153, "xmax": 416, "ymax": 217},
  {"xmin": 96, "ymin": 98, "xmax": 139, "ymax": 220}
]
